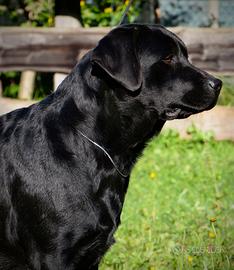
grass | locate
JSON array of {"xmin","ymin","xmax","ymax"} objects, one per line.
[{"xmin": 100, "ymin": 129, "xmax": 234, "ymax": 270}]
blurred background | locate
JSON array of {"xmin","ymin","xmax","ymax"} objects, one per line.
[{"xmin": 0, "ymin": 1, "xmax": 233, "ymax": 269}]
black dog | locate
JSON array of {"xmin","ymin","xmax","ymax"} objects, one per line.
[{"xmin": 0, "ymin": 24, "xmax": 221, "ymax": 269}]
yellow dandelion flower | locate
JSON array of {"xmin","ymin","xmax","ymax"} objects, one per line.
[
  {"xmin": 210, "ymin": 217, "xmax": 217, "ymax": 223},
  {"xmin": 125, "ymin": 0, "xmax": 130, "ymax": 5},
  {"xmin": 208, "ymin": 231, "xmax": 216, "ymax": 238},
  {"xmin": 188, "ymin": 255, "xmax": 193, "ymax": 263},
  {"xmin": 149, "ymin": 171, "xmax": 157, "ymax": 179},
  {"xmin": 104, "ymin": 7, "xmax": 113, "ymax": 13}
]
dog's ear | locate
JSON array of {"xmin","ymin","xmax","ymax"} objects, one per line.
[{"xmin": 91, "ymin": 27, "xmax": 142, "ymax": 92}]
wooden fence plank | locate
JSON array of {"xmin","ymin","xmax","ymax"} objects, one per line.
[{"xmin": 0, "ymin": 27, "xmax": 107, "ymax": 73}]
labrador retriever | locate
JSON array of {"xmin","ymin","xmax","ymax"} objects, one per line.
[{"xmin": 0, "ymin": 24, "xmax": 222, "ymax": 269}]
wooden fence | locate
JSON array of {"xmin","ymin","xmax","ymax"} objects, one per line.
[{"xmin": 0, "ymin": 27, "xmax": 106, "ymax": 73}]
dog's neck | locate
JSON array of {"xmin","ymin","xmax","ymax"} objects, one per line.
[{"xmin": 53, "ymin": 54, "xmax": 165, "ymax": 174}]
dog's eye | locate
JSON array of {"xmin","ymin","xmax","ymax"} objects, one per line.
[{"xmin": 162, "ymin": 54, "xmax": 174, "ymax": 64}]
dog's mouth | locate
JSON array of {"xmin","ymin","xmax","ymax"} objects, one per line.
[
  {"xmin": 164, "ymin": 100, "xmax": 218, "ymax": 121},
  {"xmin": 164, "ymin": 106, "xmax": 198, "ymax": 120},
  {"xmin": 164, "ymin": 104, "xmax": 209, "ymax": 120},
  {"xmin": 164, "ymin": 108, "xmax": 182, "ymax": 120}
]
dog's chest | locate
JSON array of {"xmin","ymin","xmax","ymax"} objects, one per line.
[{"xmin": 59, "ymin": 177, "xmax": 127, "ymax": 267}]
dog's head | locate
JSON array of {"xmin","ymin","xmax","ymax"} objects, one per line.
[{"xmin": 91, "ymin": 24, "xmax": 222, "ymax": 121}]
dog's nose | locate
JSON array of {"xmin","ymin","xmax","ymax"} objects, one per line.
[{"xmin": 208, "ymin": 78, "xmax": 222, "ymax": 92}]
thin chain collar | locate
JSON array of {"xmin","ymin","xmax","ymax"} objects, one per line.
[{"xmin": 77, "ymin": 130, "xmax": 129, "ymax": 178}]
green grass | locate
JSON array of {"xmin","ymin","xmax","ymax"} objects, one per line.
[{"xmin": 100, "ymin": 129, "xmax": 234, "ymax": 270}]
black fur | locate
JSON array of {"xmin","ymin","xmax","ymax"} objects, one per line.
[{"xmin": 0, "ymin": 24, "xmax": 221, "ymax": 269}]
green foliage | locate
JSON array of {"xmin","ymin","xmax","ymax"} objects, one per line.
[
  {"xmin": 22, "ymin": 0, "xmax": 54, "ymax": 27},
  {"xmin": 0, "ymin": 72, "xmax": 53, "ymax": 100},
  {"xmin": 100, "ymin": 129, "xmax": 234, "ymax": 269},
  {"xmin": 0, "ymin": 0, "xmax": 54, "ymax": 26},
  {"xmin": 0, "ymin": 1, "xmax": 25, "ymax": 26},
  {"xmin": 81, "ymin": 0, "xmax": 140, "ymax": 27},
  {"xmin": 0, "ymin": 71, "xmax": 20, "ymax": 98},
  {"xmin": 186, "ymin": 125, "xmax": 214, "ymax": 144},
  {"xmin": 33, "ymin": 72, "xmax": 54, "ymax": 100},
  {"xmin": 0, "ymin": 0, "xmax": 141, "ymax": 27}
]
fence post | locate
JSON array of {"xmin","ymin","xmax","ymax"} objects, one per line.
[{"xmin": 18, "ymin": 70, "xmax": 36, "ymax": 100}]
